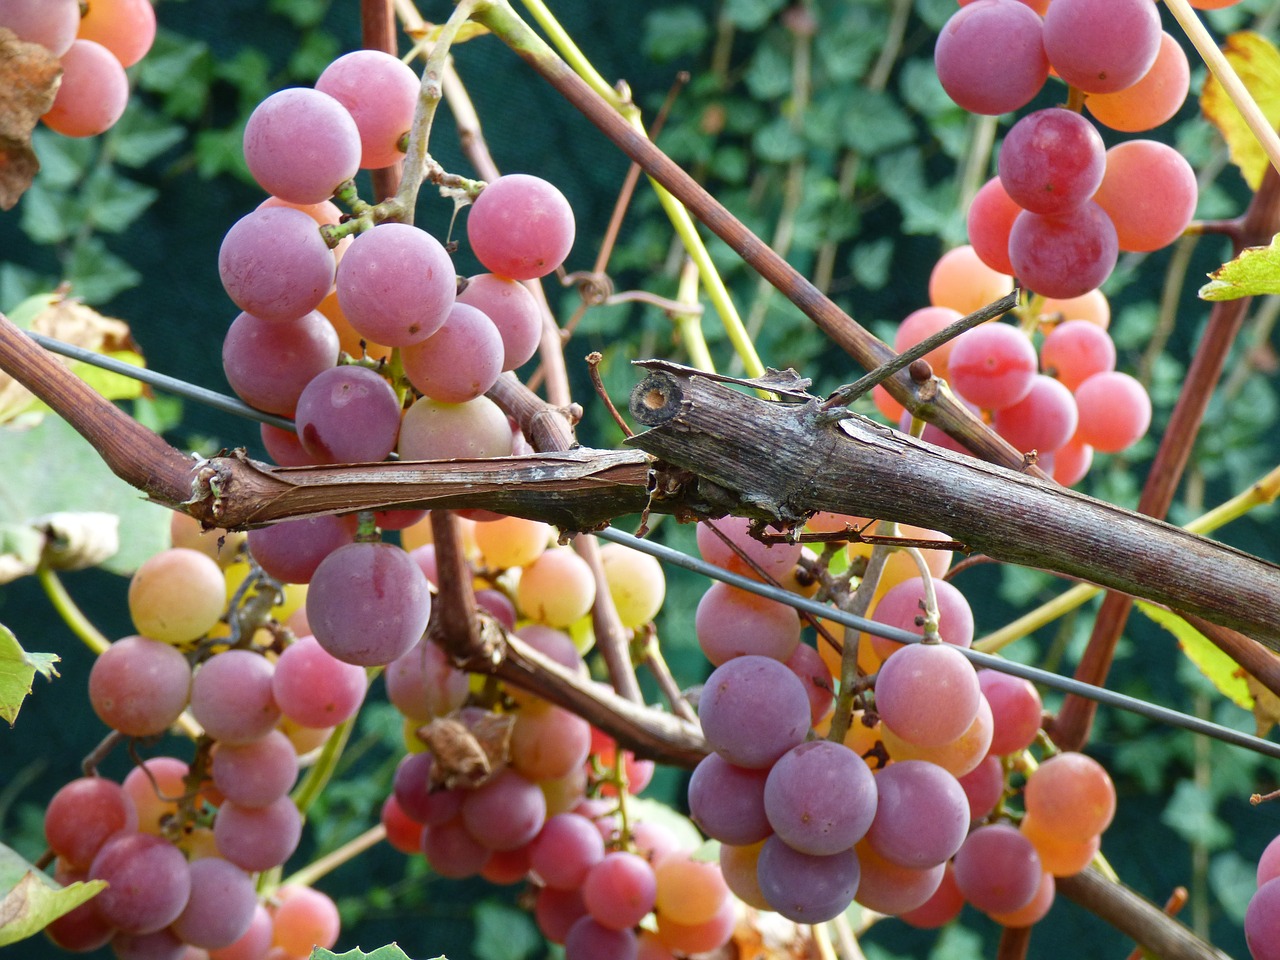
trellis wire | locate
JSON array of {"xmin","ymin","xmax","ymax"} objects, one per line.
[{"xmin": 30, "ymin": 331, "xmax": 1280, "ymax": 761}]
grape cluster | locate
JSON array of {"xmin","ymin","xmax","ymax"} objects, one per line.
[
  {"xmin": 938, "ymin": 0, "xmax": 1199, "ymax": 301},
  {"xmin": 1, "ymin": 0, "xmax": 156, "ymax": 138},
  {"xmin": 1248, "ymin": 834, "xmax": 1280, "ymax": 960},
  {"xmin": 688, "ymin": 515, "xmax": 1118, "ymax": 931}
]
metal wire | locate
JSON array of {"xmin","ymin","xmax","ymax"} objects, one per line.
[{"xmin": 28, "ymin": 330, "xmax": 1280, "ymax": 759}]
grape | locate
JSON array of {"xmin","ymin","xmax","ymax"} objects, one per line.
[
  {"xmin": 865, "ymin": 760, "xmax": 968, "ymax": 869},
  {"xmin": 929, "ymin": 244, "xmax": 1015, "ymax": 318},
  {"xmin": 1052, "ymin": 436, "xmax": 1094, "ymax": 487},
  {"xmin": 210, "ymin": 729, "xmax": 299, "ymax": 808},
  {"xmin": 317, "ymin": 286, "xmax": 393, "ymax": 363},
  {"xmin": 1073, "ymin": 371, "xmax": 1151, "ymax": 453},
  {"xmin": 953, "ymin": 823, "xmax": 1042, "ymax": 914},
  {"xmin": 42, "ymin": 39, "xmax": 129, "ymax": 137},
  {"xmin": 170, "ymin": 858, "xmax": 258, "ymax": 949},
  {"xmin": 998, "ymin": 108, "xmax": 1105, "ymax": 216},
  {"xmin": 1038, "ymin": 289, "xmax": 1111, "ymax": 329},
  {"xmin": 458, "ymin": 274, "xmax": 543, "ymax": 370},
  {"xmin": 934, "ymin": 0, "xmax": 1048, "ymax": 116},
  {"xmin": 0, "ymin": 0, "xmax": 80, "ymax": 55},
  {"xmin": 423, "ymin": 815, "xmax": 492, "ymax": 878},
  {"xmin": 852, "ymin": 839, "xmax": 945, "ymax": 915},
  {"xmin": 397, "ymin": 395, "xmax": 514, "ymax": 460},
  {"xmin": 223, "ymin": 310, "xmax": 338, "ymax": 417},
  {"xmin": 698, "ymin": 655, "xmax": 811, "ymax": 769},
  {"xmin": 511, "ymin": 704, "xmax": 591, "ymax": 781},
  {"xmin": 979, "ymin": 669, "xmax": 1043, "ymax": 755},
  {"xmin": 652, "ymin": 896, "xmax": 735, "ymax": 955},
  {"xmin": 77, "ymin": 0, "xmax": 157, "ymax": 67},
  {"xmin": 214, "ymin": 796, "xmax": 303, "ymax": 871},
  {"xmin": 45, "ymin": 865, "xmax": 116, "ymax": 952},
  {"xmin": 110, "ymin": 928, "xmax": 187, "ymax": 960},
  {"xmin": 1093, "ymin": 140, "xmax": 1198, "ymax": 253},
  {"xmin": 535, "ymin": 886, "xmax": 589, "ymax": 944},
  {"xmin": 384, "ymin": 637, "xmax": 468, "ymax": 722},
  {"xmin": 207, "ymin": 902, "xmax": 273, "ymax": 960},
  {"xmin": 473, "ymin": 514, "xmax": 549, "ymax": 569},
  {"xmin": 874, "ymin": 641, "xmax": 980, "ymax": 748},
  {"xmin": 989, "ymin": 870, "xmax": 1056, "ymax": 926},
  {"xmin": 89, "ymin": 833, "xmax": 191, "ymax": 934},
  {"xmin": 336, "ymin": 223, "xmax": 456, "ymax": 346},
  {"xmin": 467, "ymin": 174, "xmax": 576, "ymax": 280},
  {"xmin": 482, "ymin": 845, "xmax": 533, "ymax": 886},
  {"xmin": 1024, "ymin": 751, "xmax": 1116, "ymax": 840},
  {"xmin": 651, "ymin": 851, "xmax": 730, "ymax": 927},
  {"xmin": 993, "ymin": 374, "xmax": 1079, "ymax": 455},
  {"xmin": 967, "ymin": 177, "xmax": 1021, "ymax": 276},
  {"xmin": 867, "ymin": 576, "xmax": 975, "ymax": 661},
  {"xmin": 719, "ymin": 842, "xmax": 770, "ymax": 910},
  {"xmin": 247, "ymin": 514, "xmax": 357, "ymax": 585},
  {"xmin": 219, "ymin": 208, "xmax": 336, "ymax": 322},
  {"xmin": 583, "ymin": 851, "xmax": 657, "ymax": 931},
  {"xmin": 564, "ymin": 917, "xmax": 638, "ymax": 960},
  {"xmin": 764, "ymin": 740, "xmax": 877, "ymax": 855},
  {"xmin": 307, "ymin": 541, "xmax": 432, "ymax": 666},
  {"xmin": 1086, "ymin": 32, "xmax": 1189, "ymax": 133},
  {"xmin": 270, "ymin": 885, "xmax": 341, "ymax": 958},
  {"xmin": 696, "ymin": 581, "xmax": 800, "ymax": 665},
  {"xmin": 686, "ymin": 751, "xmax": 772, "ymax": 845},
  {"xmin": 401, "ymin": 302, "xmax": 505, "ymax": 403},
  {"xmin": 946, "ymin": 322, "xmax": 1037, "ymax": 411},
  {"xmin": 530, "ymin": 812, "xmax": 605, "ymax": 889},
  {"xmin": 315, "ymin": 50, "xmax": 419, "ymax": 169},
  {"xmin": 45, "ymin": 777, "xmax": 139, "ymax": 871},
  {"xmin": 1259, "ymin": 835, "xmax": 1280, "ymax": 886},
  {"xmin": 958, "ymin": 754, "xmax": 1005, "ymax": 822},
  {"xmin": 243, "ymin": 88, "xmax": 361, "ymax": 203},
  {"xmin": 296, "ymin": 364, "xmax": 402, "ymax": 463},
  {"xmin": 786, "ymin": 642, "xmax": 835, "ymax": 725},
  {"xmin": 516, "ymin": 546, "xmax": 596, "ymax": 628},
  {"xmin": 190, "ymin": 649, "xmax": 281, "ymax": 745},
  {"xmin": 1042, "ymin": 0, "xmax": 1161, "ymax": 94},
  {"xmin": 881, "ymin": 693, "xmax": 992, "ymax": 777},
  {"xmin": 382, "ymin": 794, "xmax": 426, "ymax": 854},
  {"xmin": 1021, "ymin": 814, "xmax": 1101, "ymax": 876},
  {"xmin": 272, "ymin": 634, "xmax": 368, "ymax": 728},
  {"xmin": 899, "ymin": 863, "xmax": 965, "ymax": 929},
  {"xmin": 1008, "ymin": 202, "xmax": 1118, "ymax": 300},
  {"xmin": 460, "ymin": 768, "xmax": 547, "ymax": 852},
  {"xmin": 392, "ymin": 753, "xmax": 463, "ymax": 826},
  {"xmin": 128, "ymin": 547, "xmax": 227, "ymax": 645},
  {"xmin": 122, "ymin": 757, "xmax": 190, "ymax": 836},
  {"xmin": 598, "ymin": 541, "xmax": 666, "ymax": 628},
  {"xmin": 1247, "ymin": 877, "xmax": 1280, "ymax": 960},
  {"xmin": 893, "ymin": 306, "xmax": 964, "ymax": 379},
  {"xmin": 696, "ymin": 516, "xmax": 800, "ymax": 582},
  {"xmin": 1041, "ymin": 319, "xmax": 1116, "ymax": 391},
  {"xmin": 757, "ymin": 836, "xmax": 860, "ymax": 924},
  {"xmin": 89, "ymin": 636, "xmax": 192, "ymax": 737}
]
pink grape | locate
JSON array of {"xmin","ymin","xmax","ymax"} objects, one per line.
[
  {"xmin": 853, "ymin": 840, "xmax": 946, "ymax": 915},
  {"xmin": 272, "ymin": 634, "xmax": 368, "ymax": 728},
  {"xmin": 392, "ymin": 753, "xmax": 463, "ymax": 826},
  {"xmin": 719, "ymin": 843, "xmax": 770, "ymax": 910},
  {"xmin": 696, "ymin": 515, "xmax": 800, "ymax": 582},
  {"xmin": 899, "ymin": 863, "xmax": 965, "ymax": 929},
  {"xmin": 1041, "ymin": 319, "xmax": 1117, "ymax": 391},
  {"xmin": 564, "ymin": 917, "xmax": 637, "ymax": 960},
  {"xmin": 189, "ymin": 650, "xmax": 281, "ymax": 745},
  {"xmin": 756, "ymin": 836, "xmax": 860, "ymax": 924},
  {"xmin": 170, "ymin": 858, "xmax": 257, "ymax": 949},
  {"xmin": 218, "ymin": 207, "xmax": 336, "ymax": 322},
  {"xmin": 89, "ymin": 834, "xmax": 192, "ymax": 934},
  {"xmin": 42, "ymin": 39, "xmax": 129, "ymax": 137},
  {"xmin": 786, "ymin": 641, "xmax": 835, "ymax": 724},
  {"xmin": 460, "ymin": 768, "xmax": 547, "ymax": 852},
  {"xmin": 247, "ymin": 514, "xmax": 358, "ymax": 585},
  {"xmin": 1259, "ymin": 834, "xmax": 1280, "ymax": 886},
  {"xmin": 1024, "ymin": 751, "xmax": 1116, "ymax": 840},
  {"xmin": 1042, "ymin": 0, "xmax": 1161, "ymax": 94},
  {"xmin": 0, "ymin": 0, "xmax": 80, "ymax": 55},
  {"xmin": 998, "ymin": 108, "xmax": 1105, "ymax": 215},
  {"xmin": 122, "ymin": 758, "xmax": 189, "ymax": 836},
  {"xmin": 467, "ymin": 174, "xmax": 576, "ymax": 280},
  {"xmin": 1093, "ymin": 140, "xmax": 1198, "ymax": 253},
  {"xmin": 423, "ymin": 816, "xmax": 492, "ymax": 878},
  {"xmin": 1073, "ymin": 371, "xmax": 1151, "ymax": 453},
  {"xmin": 874, "ymin": 642, "xmax": 980, "ymax": 748},
  {"xmin": 530, "ymin": 812, "xmax": 606, "ymax": 889},
  {"xmin": 308, "ymin": 541, "xmax": 432, "ymax": 666},
  {"xmin": 213, "ymin": 796, "xmax": 303, "ymax": 872},
  {"xmin": 384, "ymin": 637, "xmax": 468, "ymax": 721},
  {"xmin": 271, "ymin": 886, "xmax": 341, "ymax": 958},
  {"xmin": 1053, "ymin": 437, "xmax": 1094, "ymax": 487},
  {"xmin": 946, "ymin": 322, "xmax": 1037, "ymax": 411},
  {"xmin": 243, "ymin": 88, "xmax": 361, "ymax": 203},
  {"xmin": 583, "ymin": 851, "xmax": 657, "ymax": 931},
  {"xmin": 764, "ymin": 740, "xmax": 878, "ymax": 855},
  {"xmin": 222, "ymin": 310, "xmax": 338, "ymax": 416},
  {"xmin": 1247, "ymin": 877, "xmax": 1280, "ymax": 960},
  {"xmin": 535, "ymin": 886, "xmax": 588, "ymax": 944},
  {"xmin": 296, "ymin": 364, "xmax": 402, "ymax": 463},
  {"xmin": 953, "ymin": 823, "xmax": 1043, "ymax": 914},
  {"xmin": 382, "ymin": 795, "xmax": 425, "ymax": 854},
  {"xmin": 207, "ymin": 903, "xmax": 273, "ymax": 960},
  {"xmin": 1008, "ymin": 202, "xmax": 1118, "ymax": 300},
  {"xmin": 894, "ymin": 306, "xmax": 963, "ymax": 377},
  {"xmin": 401, "ymin": 302, "xmax": 505, "ymax": 402},
  {"xmin": 336, "ymin": 222, "xmax": 456, "ymax": 346},
  {"xmin": 398, "ymin": 395, "xmax": 514, "ymax": 461},
  {"xmin": 315, "ymin": 50, "xmax": 419, "ymax": 169},
  {"xmin": 458, "ymin": 274, "xmax": 543, "ymax": 370},
  {"xmin": 89, "ymin": 636, "xmax": 192, "ymax": 738},
  {"xmin": 45, "ymin": 777, "xmax": 139, "ymax": 871},
  {"xmin": 865, "ymin": 761, "xmax": 969, "ymax": 869},
  {"xmin": 958, "ymin": 754, "xmax": 1005, "ymax": 821},
  {"xmin": 979, "ymin": 669, "xmax": 1044, "ymax": 755},
  {"xmin": 967, "ymin": 176, "xmax": 1021, "ymax": 275},
  {"xmin": 868, "ymin": 576, "xmax": 974, "ymax": 661},
  {"xmin": 687, "ymin": 752, "xmax": 772, "ymax": 846},
  {"xmin": 934, "ymin": 0, "xmax": 1048, "ymax": 116},
  {"xmin": 993, "ymin": 374, "xmax": 1079, "ymax": 454},
  {"xmin": 210, "ymin": 729, "xmax": 299, "ymax": 808},
  {"xmin": 1086, "ymin": 31, "xmax": 1190, "ymax": 133},
  {"xmin": 511, "ymin": 704, "xmax": 591, "ymax": 781},
  {"xmin": 695, "ymin": 581, "xmax": 801, "ymax": 664},
  {"xmin": 698, "ymin": 655, "xmax": 811, "ymax": 769}
]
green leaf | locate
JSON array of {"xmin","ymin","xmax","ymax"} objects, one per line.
[
  {"xmin": 0, "ymin": 416, "xmax": 170, "ymax": 576},
  {"xmin": 1160, "ymin": 780, "xmax": 1233, "ymax": 851},
  {"xmin": 643, "ymin": 7, "xmax": 710, "ymax": 62},
  {"xmin": 66, "ymin": 237, "xmax": 142, "ymax": 304},
  {"xmin": 0, "ymin": 625, "xmax": 58, "ymax": 726},
  {"xmin": 109, "ymin": 108, "xmax": 186, "ymax": 168},
  {"xmin": 840, "ymin": 90, "xmax": 915, "ymax": 156},
  {"xmin": 724, "ymin": 0, "xmax": 787, "ymax": 30},
  {"xmin": 0, "ymin": 843, "xmax": 102, "ymax": 946},
  {"xmin": 82, "ymin": 170, "xmax": 159, "ymax": 235},
  {"xmin": 1135, "ymin": 602, "xmax": 1253, "ymax": 708},
  {"xmin": 1209, "ymin": 850, "xmax": 1257, "ymax": 923},
  {"xmin": 311, "ymin": 947, "xmax": 430, "ymax": 960},
  {"xmin": 134, "ymin": 31, "xmax": 214, "ymax": 120},
  {"xmin": 1199, "ymin": 232, "xmax": 1280, "ymax": 302},
  {"xmin": 269, "ymin": 0, "xmax": 330, "ymax": 29},
  {"xmin": 471, "ymin": 900, "xmax": 540, "ymax": 960}
]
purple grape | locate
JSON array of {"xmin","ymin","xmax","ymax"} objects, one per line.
[
  {"xmin": 687, "ymin": 752, "xmax": 772, "ymax": 846},
  {"xmin": 401, "ymin": 302, "xmax": 505, "ymax": 403},
  {"xmin": 218, "ymin": 207, "xmax": 336, "ymax": 322},
  {"xmin": 88, "ymin": 834, "xmax": 191, "ymax": 934},
  {"xmin": 935, "ymin": 1, "xmax": 1048, "ymax": 116},
  {"xmin": 210, "ymin": 729, "xmax": 299, "ymax": 808},
  {"xmin": 1246, "ymin": 877, "xmax": 1280, "ymax": 960},
  {"xmin": 764, "ymin": 740, "xmax": 878, "ymax": 855},
  {"xmin": 953, "ymin": 823, "xmax": 1042, "ymax": 915},
  {"xmin": 756, "ymin": 835, "xmax": 860, "ymax": 924},
  {"xmin": 169, "ymin": 857, "xmax": 258, "ymax": 949},
  {"xmin": 213, "ymin": 796, "xmax": 303, "ymax": 872},
  {"xmin": 247, "ymin": 514, "xmax": 358, "ymax": 585},
  {"xmin": 243, "ymin": 87, "xmax": 361, "ymax": 203},
  {"xmin": 336, "ymin": 223, "xmax": 456, "ymax": 346},
  {"xmin": 460, "ymin": 768, "xmax": 547, "ymax": 852},
  {"xmin": 865, "ymin": 760, "xmax": 969, "ymax": 869},
  {"xmin": 295, "ymin": 365, "xmax": 402, "ymax": 464},
  {"xmin": 222, "ymin": 310, "xmax": 338, "ymax": 417},
  {"xmin": 189, "ymin": 649, "xmax": 281, "ymax": 745},
  {"xmin": 698, "ymin": 655, "xmax": 811, "ymax": 769}
]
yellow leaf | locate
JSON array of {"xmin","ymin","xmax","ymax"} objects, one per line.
[
  {"xmin": 1201, "ymin": 31, "xmax": 1280, "ymax": 192},
  {"xmin": 1199, "ymin": 231, "xmax": 1280, "ymax": 301},
  {"xmin": 1135, "ymin": 602, "xmax": 1253, "ymax": 709},
  {"xmin": 1246, "ymin": 667, "xmax": 1280, "ymax": 739}
]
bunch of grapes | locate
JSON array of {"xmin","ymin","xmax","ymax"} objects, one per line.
[{"xmin": 0, "ymin": 0, "xmax": 157, "ymax": 138}]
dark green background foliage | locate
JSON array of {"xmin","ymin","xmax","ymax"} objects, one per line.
[{"xmin": 3, "ymin": 0, "xmax": 1280, "ymax": 957}]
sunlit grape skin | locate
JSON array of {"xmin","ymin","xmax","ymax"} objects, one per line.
[
  {"xmin": 467, "ymin": 174, "xmax": 576, "ymax": 280},
  {"xmin": 242, "ymin": 88, "xmax": 361, "ymax": 204},
  {"xmin": 934, "ymin": 0, "xmax": 1048, "ymax": 116}
]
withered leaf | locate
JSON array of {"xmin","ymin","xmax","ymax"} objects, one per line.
[
  {"xmin": 419, "ymin": 712, "xmax": 513, "ymax": 790},
  {"xmin": 0, "ymin": 28, "xmax": 62, "ymax": 211}
]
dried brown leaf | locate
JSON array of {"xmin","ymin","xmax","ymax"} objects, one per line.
[{"xmin": 0, "ymin": 28, "xmax": 62, "ymax": 211}]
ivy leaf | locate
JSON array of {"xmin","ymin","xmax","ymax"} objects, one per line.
[
  {"xmin": 1134, "ymin": 602, "xmax": 1253, "ymax": 708},
  {"xmin": 1161, "ymin": 781, "xmax": 1232, "ymax": 851},
  {"xmin": 0, "ymin": 843, "xmax": 101, "ymax": 946},
  {"xmin": 0, "ymin": 624, "xmax": 58, "ymax": 726},
  {"xmin": 724, "ymin": 0, "xmax": 787, "ymax": 31},
  {"xmin": 312, "ymin": 947, "xmax": 431, "ymax": 960},
  {"xmin": 1200, "ymin": 31, "xmax": 1280, "ymax": 192},
  {"xmin": 1199, "ymin": 231, "xmax": 1280, "ymax": 302},
  {"xmin": 643, "ymin": 7, "xmax": 710, "ymax": 62}
]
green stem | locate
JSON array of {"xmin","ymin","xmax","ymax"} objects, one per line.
[
  {"xmin": 277, "ymin": 824, "xmax": 387, "ymax": 891},
  {"xmin": 37, "ymin": 566, "xmax": 110, "ymax": 655},
  {"xmin": 672, "ymin": 257, "xmax": 715, "ymax": 373},
  {"xmin": 290, "ymin": 708, "xmax": 359, "ymax": 817},
  {"xmin": 518, "ymin": 0, "xmax": 623, "ymax": 109}
]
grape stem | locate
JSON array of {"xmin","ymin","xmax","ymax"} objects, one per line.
[
  {"xmin": 901, "ymin": 546, "xmax": 940, "ymax": 643},
  {"xmin": 277, "ymin": 824, "xmax": 387, "ymax": 892},
  {"xmin": 36, "ymin": 565, "xmax": 110, "ymax": 656},
  {"xmin": 826, "ymin": 529, "xmax": 890, "ymax": 745}
]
